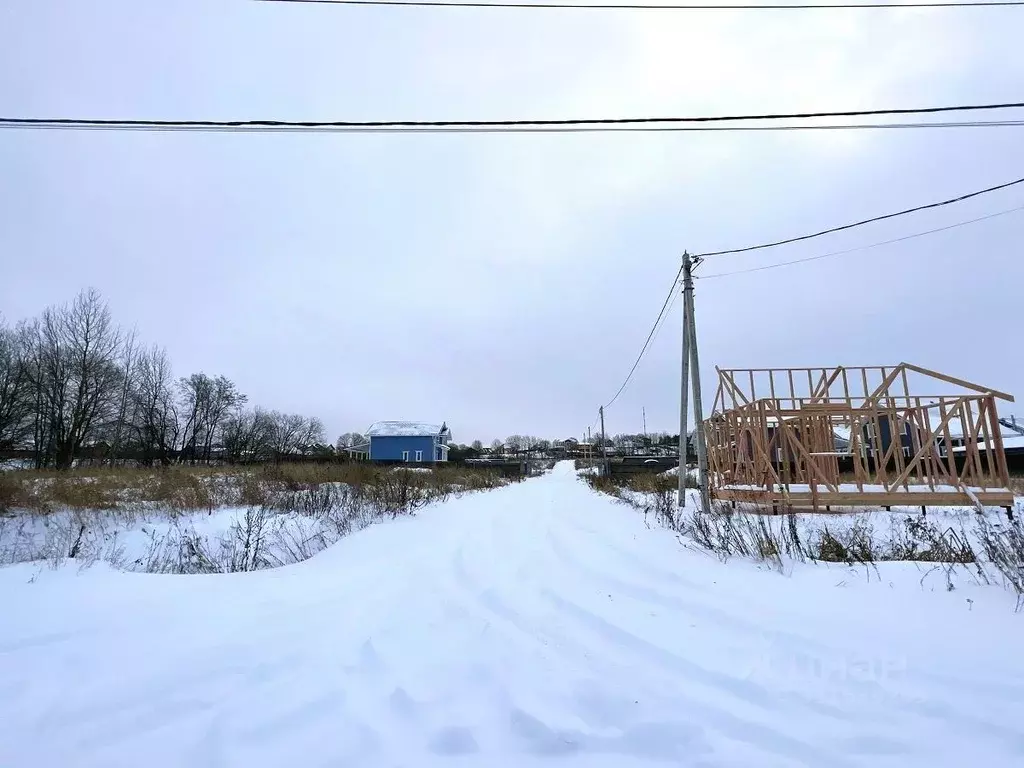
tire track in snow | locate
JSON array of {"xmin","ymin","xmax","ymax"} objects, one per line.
[
  {"xmin": 539, "ymin": 587, "xmax": 859, "ymax": 768},
  {"xmin": 544, "ymin": 521, "xmax": 892, "ymax": 717},
  {"xmin": 554, "ymin": 471, "xmax": 1024, "ymax": 756},
  {"xmin": 542, "ymin": 520, "xmax": 862, "ymax": 718},
  {"xmin": 443, "ymin": 474, "xmax": 863, "ymax": 767}
]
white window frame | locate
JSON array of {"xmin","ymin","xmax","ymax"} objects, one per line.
[
  {"xmin": 902, "ymin": 446, "xmax": 911, "ymax": 458},
  {"xmin": 402, "ymin": 450, "xmax": 409, "ymax": 462},
  {"xmin": 415, "ymin": 450, "xmax": 423, "ymax": 462}
]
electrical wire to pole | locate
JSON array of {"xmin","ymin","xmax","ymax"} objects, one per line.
[
  {"xmin": 697, "ymin": 203, "xmax": 1024, "ymax": 279},
  {"xmin": 695, "ymin": 174, "xmax": 1024, "ymax": 258},
  {"xmin": 4, "ymin": 102, "xmax": 1024, "ymax": 134},
  {"xmin": 602, "ymin": 264, "xmax": 684, "ymax": 411},
  {"xmin": 258, "ymin": 0, "xmax": 1024, "ymax": 10}
]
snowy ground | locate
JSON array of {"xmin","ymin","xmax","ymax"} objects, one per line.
[
  {"xmin": 0, "ymin": 503, "xmax": 378, "ymax": 573},
  {"xmin": 2, "ymin": 461, "xmax": 1022, "ymax": 767}
]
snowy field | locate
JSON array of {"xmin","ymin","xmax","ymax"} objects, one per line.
[
  {"xmin": 0, "ymin": 503, "xmax": 380, "ymax": 573},
  {"xmin": 2, "ymin": 461, "xmax": 1023, "ymax": 767}
]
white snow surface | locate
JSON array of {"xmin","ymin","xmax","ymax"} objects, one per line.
[
  {"xmin": 2, "ymin": 461, "xmax": 1023, "ymax": 767},
  {"xmin": 954, "ymin": 435, "xmax": 1024, "ymax": 452},
  {"xmin": 366, "ymin": 421, "xmax": 444, "ymax": 437}
]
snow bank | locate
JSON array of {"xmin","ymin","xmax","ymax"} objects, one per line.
[
  {"xmin": 1, "ymin": 461, "xmax": 1021, "ymax": 767},
  {"xmin": 0, "ymin": 505, "xmax": 380, "ymax": 574}
]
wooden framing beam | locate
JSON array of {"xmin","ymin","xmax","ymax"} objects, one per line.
[
  {"xmin": 809, "ymin": 366, "xmax": 844, "ymax": 403},
  {"xmin": 719, "ymin": 370, "xmax": 750, "ymax": 409},
  {"xmin": 766, "ymin": 400, "xmax": 838, "ymax": 493},
  {"xmin": 901, "ymin": 362, "xmax": 1014, "ymax": 402},
  {"xmin": 715, "ymin": 488, "xmax": 1014, "ymax": 509},
  {"xmin": 886, "ymin": 397, "xmax": 968, "ymax": 490}
]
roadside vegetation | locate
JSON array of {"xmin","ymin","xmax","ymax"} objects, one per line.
[
  {"xmin": 0, "ymin": 463, "xmax": 510, "ymax": 573},
  {"xmin": 582, "ymin": 467, "xmax": 1024, "ymax": 607}
]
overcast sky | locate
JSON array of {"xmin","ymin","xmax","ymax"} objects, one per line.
[{"xmin": 2, "ymin": 0, "xmax": 1023, "ymax": 444}]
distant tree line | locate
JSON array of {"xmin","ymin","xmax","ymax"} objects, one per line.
[{"xmin": 0, "ymin": 289, "xmax": 327, "ymax": 469}]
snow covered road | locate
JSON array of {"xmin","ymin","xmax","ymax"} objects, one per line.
[{"xmin": 2, "ymin": 461, "xmax": 1022, "ymax": 767}]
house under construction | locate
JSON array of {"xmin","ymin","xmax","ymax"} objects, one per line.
[{"xmin": 705, "ymin": 363, "xmax": 1015, "ymax": 512}]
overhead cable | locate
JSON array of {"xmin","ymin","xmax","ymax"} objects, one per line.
[
  {"xmin": 603, "ymin": 265, "xmax": 683, "ymax": 410},
  {"xmin": 258, "ymin": 0, "xmax": 1024, "ymax": 10},
  {"xmin": 3, "ymin": 119, "xmax": 1024, "ymax": 134},
  {"xmin": 698, "ymin": 204, "xmax": 1024, "ymax": 278},
  {"xmin": 695, "ymin": 174, "xmax": 1024, "ymax": 258},
  {"xmin": 3, "ymin": 101, "xmax": 1024, "ymax": 133}
]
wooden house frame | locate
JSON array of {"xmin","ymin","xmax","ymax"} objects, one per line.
[{"xmin": 705, "ymin": 363, "xmax": 1015, "ymax": 512}]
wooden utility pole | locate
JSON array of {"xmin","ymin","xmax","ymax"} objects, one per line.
[
  {"xmin": 599, "ymin": 405, "xmax": 610, "ymax": 477},
  {"xmin": 680, "ymin": 252, "xmax": 711, "ymax": 513}
]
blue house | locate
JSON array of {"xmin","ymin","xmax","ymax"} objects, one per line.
[{"xmin": 365, "ymin": 421, "xmax": 452, "ymax": 463}]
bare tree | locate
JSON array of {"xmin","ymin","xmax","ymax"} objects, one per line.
[
  {"xmin": 132, "ymin": 345, "xmax": 179, "ymax": 465},
  {"xmin": 471, "ymin": 440, "xmax": 483, "ymax": 451},
  {"xmin": 30, "ymin": 289, "xmax": 123, "ymax": 469},
  {"xmin": 266, "ymin": 411, "xmax": 305, "ymax": 459},
  {"xmin": 262, "ymin": 413, "xmax": 324, "ymax": 458},
  {"xmin": 336, "ymin": 432, "xmax": 365, "ymax": 450},
  {"xmin": 221, "ymin": 407, "xmax": 274, "ymax": 463},
  {"xmin": 298, "ymin": 417, "xmax": 325, "ymax": 454},
  {"xmin": 107, "ymin": 327, "xmax": 139, "ymax": 465},
  {"xmin": 4, "ymin": 290, "xmax": 337, "ymax": 470},
  {"xmin": 0, "ymin": 317, "xmax": 33, "ymax": 450},
  {"xmin": 178, "ymin": 374, "xmax": 246, "ymax": 463}
]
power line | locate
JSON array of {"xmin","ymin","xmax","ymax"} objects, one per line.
[
  {"xmin": 3, "ymin": 101, "xmax": 1024, "ymax": 133},
  {"xmin": 603, "ymin": 265, "xmax": 683, "ymax": 410},
  {"xmin": 650, "ymin": 290, "xmax": 679, "ymax": 346},
  {"xmin": 258, "ymin": 0, "xmax": 1024, "ymax": 10},
  {"xmin": 3, "ymin": 119, "xmax": 1024, "ymax": 134},
  {"xmin": 697, "ymin": 204, "xmax": 1024, "ymax": 279},
  {"xmin": 696, "ymin": 174, "xmax": 1024, "ymax": 258}
]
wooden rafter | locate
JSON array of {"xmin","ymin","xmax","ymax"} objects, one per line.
[{"xmin": 901, "ymin": 362, "xmax": 1015, "ymax": 402}]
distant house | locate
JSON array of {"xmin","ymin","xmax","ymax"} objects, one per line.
[
  {"xmin": 343, "ymin": 441, "xmax": 371, "ymax": 461},
  {"xmin": 861, "ymin": 415, "xmax": 919, "ymax": 459},
  {"xmin": 366, "ymin": 421, "xmax": 452, "ymax": 463}
]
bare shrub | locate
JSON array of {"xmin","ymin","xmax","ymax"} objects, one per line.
[
  {"xmin": 176, "ymin": 530, "xmax": 222, "ymax": 574},
  {"xmin": 0, "ymin": 472, "xmax": 27, "ymax": 512},
  {"xmin": 47, "ymin": 474, "xmax": 120, "ymax": 510},
  {"xmin": 810, "ymin": 522, "xmax": 877, "ymax": 565},
  {"xmin": 226, "ymin": 507, "xmax": 272, "ymax": 572},
  {"xmin": 581, "ymin": 473, "xmax": 622, "ymax": 498},
  {"xmin": 238, "ymin": 471, "xmax": 271, "ymax": 507},
  {"xmin": 975, "ymin": 515, "xmax": 1024, "ymax": 606},
  {"xmin": 154, "ymin": 471, "xmax": 214, "ymax": 513},
  {"xmin": 266, "ymin": 518, "xmax": 328, "ymax": 568},
  {"xmin": 294, "ymin": 482, "xmax": 342, "ymax": 518},
  {"xmin": 626, "ymin": 474, "xmax": 677, "ymax": 528}
]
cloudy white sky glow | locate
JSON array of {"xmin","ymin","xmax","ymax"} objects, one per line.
[{"xmin": 2, "ymin": 0, "xmax": 1022, "ymax": 444}]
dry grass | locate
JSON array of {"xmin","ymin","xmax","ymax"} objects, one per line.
[
  {"xmin": 1007, "ymin": 475, "xmax": 1024, "ymax": 497},
  {"xmin": 0, "ymin": 462, "xmax": 509, "ymax": 515}
]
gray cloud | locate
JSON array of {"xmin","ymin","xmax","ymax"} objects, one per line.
[{"xmin": 2, "ymin": 1, "xmax": 1023, "ymax": 443}]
